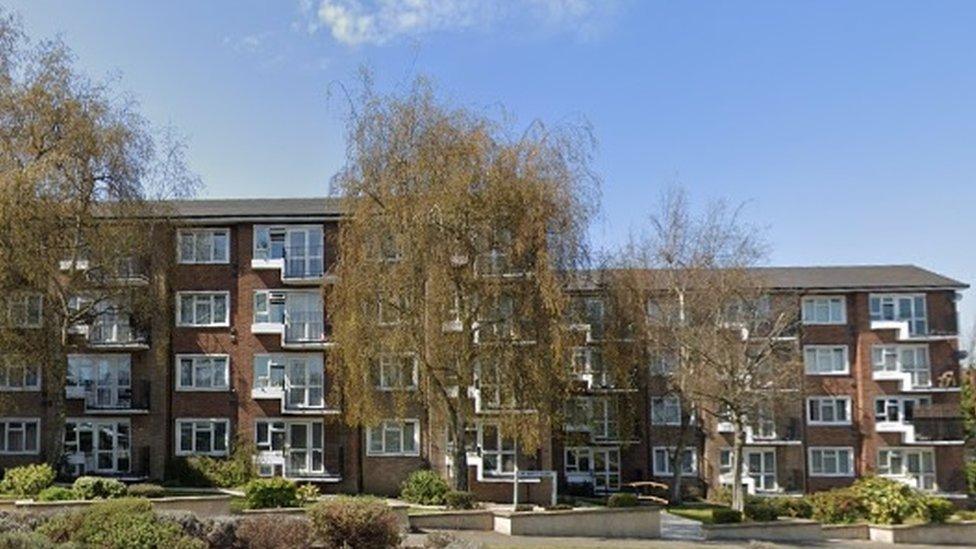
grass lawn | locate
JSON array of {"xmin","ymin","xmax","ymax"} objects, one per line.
[{"xmin": 666, "ymin": 503, "xmax": 729, "ymax": 524}]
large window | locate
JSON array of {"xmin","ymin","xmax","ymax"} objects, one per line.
[
  {"xmin": 801, "ymin": 296, "xmax": 846, "ymax": 325},
  {"xmin": 367, "ymin": 420, "xmax": 419, "ymax": 456},
  {"xmin": 0, "ymin": 419, "xmax": 39, "ymax": 455},
  {"xmin": 747, "ymin": 449, "xmax": 777, "ymax": 492},
  {"xmin": 571, "ymin": 347, "xmax": 609, "ymax": 387},
  {"xmin": 875, "ymin": 396, "xmax": 930, "ymax": 423},
  {"xmin": 178, "ymin": 229, "xmax": 229, "ymax": 264},
  {"xmin": 67, "ymin": 355, "xmax": 132, "ymax": 409},
  {"xmin": 253, "ymin": 226, "xmax": 324, "ymax": 279},
  {"xmin": 175, "ymin": 419, "xmax": 229, "ymax": 456},
  {"xmin": 871, "ymin": 345, "xmax": 931, "ymax": 387},
  {"xmin": 376, "ymin": 354, "xmax": 418, "ymax": 390},
  {"xmin": 564, "ymin": 447, "xmax": 620, "ymax": 493},
  {"xmin": 0, "ymin": 360, "xmax": 40, "ymax": 391},
  {"xmin": 809, "ymin": 447, "xmax": 854, "ymax": 477},
  {"xmin": 176, "ymin": 355, "xmax": 229, "ymax": 391},
  {"xmin": 63, "ymin": 419, "xmax": 130, "ymax": 473},
  {"xmin": 480, "ymin": 424, "xmax": 516, "ymax": 477},
  {"xmin": 254, "ymin": 419, "xmax": 327, "ymax": 478},
  {"xmin": 803, "ymin": 345, "xmax": 849, "ymax": 375},
  {"xmin": 650, "ymin": 396, "xmax": 681, "ymax": 426},
  {"xmin": 5, "ymin": 294, "xmax": 42, "ymax": 328},
  {"xmin": 177, "ymin": 292, "xmax": 229, "ymax": 327},
  {"xmin": 807, "ymin": 397, "xmax": 851, "ymax": 425},
  {"xmin": 252, "ymin": 354, "xmax": 325, "ymax": 410},
  {"xmin": 878, "ymin": 448, "xmax": 935, "ymax": 491},
  {"xmin": 869, "ymin": 294, "xmax": 927, "ymax": 336},
  {"xmin": 652, "ymin": 447, "xmax": 697, "ymax": 476}
]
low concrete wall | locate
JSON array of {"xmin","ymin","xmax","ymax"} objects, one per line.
[
  {"xmin": 240, "ymin": 507, "xmax": 306, "ymax": 517},
  {"xmin": 410, "ymin": 510, "xmax": 494, "ymax": 531},
  {"xmin": 493, "ymin": 506, "xmax": 661, "ymax": 539},
  {"xmin": 703, "ymin": 519, "xmax": 823, "ymax": 542},
  {"xmin": 0, "ymin": 501, "xmax": 16, "ymax": 513},
  {"xmin": 13, "ymin": 495, "xmax": 231, "ymax": 518},
  {"xmin": 869, "ymin": 522, "xmax": 976, "ymax": 545},
  {"xmin": 822, "ymin": 523, "xmax": 869, "ymax": 540}
]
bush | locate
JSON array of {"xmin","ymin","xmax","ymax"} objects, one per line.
[
  {"xmin": 71, "ymin": 477, "xmax": 127, "ymax": 500},
  {"xmin": 918, "ymin": 496, "xmax": 954, "ymax": 524},
  {"xmin": 744, "ymin": 499, "xmax": 779, "ymax": 522},
  {"xmin": 809, "ymin": 487, "xmax": 866, "ymax": 524},
  {"xmin": 0, "ymin": 531, "xmax": 57, "ymax": 549},
  {"xmin": 955, "ymin": 509, "xmax": 976, "ymax": 521},
  {"xmin": 0, "ymin": 512, "xmax": 41, "ymax": 534},
  {"xmin": 399, "ymin": 470, "xmax": 449, "ymax": 505},
  {"xmin": 851, "ymin": 476, "xmax": 922, "ymax": 525},
  {"xmin": 237, "ymin": 515, "xmax": 310, "ymax": 549},
  {"xmin": 544, "ymin": 503, "xmax": 573, "ymax": 511},
  {"xmin": 308, "ymin": 496, "xmax": 402, "ymax": 549},
  {"xmin": 708, "ymin": 485, "xmax": 732, "ymax": 505},
  {"xmin": 444, "ymin": 490, "xmax": 476, "ymax": 510},
  {"xmin": 966, "ymin": 461, "xmax": 976, "ymax": 496},
  {"xmin": 712, "ymin": 508, "xmax": 742, "ymax": 524},
  {"xmin": 607, "ymin": 493, "xmax": 639, "ymax": 508},
  {"xmin": 127, "ymin": 483, "xmax": 165, "ymax": 499},
  {"xmin": 296, "ymin": 483, "xmax": 320, "ymax": 506},
  {"xmin": 37, "ymin": 498, "xmax": 204, "ymax": 549},
  {"xmin": 0, "ymin": 465, "xmax": 55, "ymax": 497},
  {"xmin": 166, "ymin": 439, "xmax": 256, "ymax": 488},
  {"xmin": 513, "ymin": 503, "xmax": 534, "ymax": 512},
  {"xmin": 768, "ymin": 496, "xmax": 813, "ymax": 519},
  {"xmin": 35, "ymin": 487, "xmax": 77, "ymax": 502},
  {"xmin": 243, "ymin": 477, "xmax": 298, "ymax": 509},
  {"xmin": 200, "ymin": 516, "xmax": 241, "ymax": 549}
]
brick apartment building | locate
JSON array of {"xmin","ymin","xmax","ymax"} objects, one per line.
[{"xmin": 0, "ymin": 197, "xmax": 969, "ymax": 503}]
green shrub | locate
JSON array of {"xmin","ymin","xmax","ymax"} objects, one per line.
[
  {"xmin": 35, "ymin": 487, "xmax": 77, "ymax": 502},
  {"xmin": 955, "ymin": 509, "xmax": 976, "ymax": 521},
  {"xmin": 0, "ymin": 531, "xmax": 57, "ymax": 549},
  {"xmin": 708, "ymin": 485, "xmax": 732, "ymax": 505},
  {"xmin": 0, "ymin": 465, "xmax": 55, "ymax": 497},
  {"xmin": 296, "ymin": 483, "xmax": 320, "ymax": 506},
  {"xmin": 37, "ymin": 498, "xmax": 204, "ymax": 549},
  {"xmin": 809, "ymin": 487, "xmax": 866, "ymax": 524},
  {"xmin": 966, "ymin": 461, "xmax": 976, "ymax": 496},
  {"xmin": 851, "ymin": 476, "xmax": 922, "ymax": 525},
  {"xmin": 237, "ymin": 515, "xmax": 310, "ymax": 549},
  {"xmin": 71, "ymin": 477, "xmax": 127, "ymax": 500},
  {"xmin": 166, "ymin": 439, "xmax": 256, "ymax": 488},
  {"xmin": 243, "ymin": 477, "xmax": 298, "ymax": 509},
  {"xmin": 768, "ymin": 496, "xmax": 813, "ymax": 519},
  {"xmin": 126, "ymin": 483, "xmax": 165, "ymax": 499},
  {"xmin": 607, "ymin": 493, "xmax": 639, "ymax": 508},
  {"xmin": 918, "ymin": 496, "xmax": 954, "ymax": 524},
  {"xmin": 545, "ymin": 503, "xmax": 573, "ymax": 511},
  {"xmin": 444, "ymin": 490, "xmax": 476, "ymax": 510},
  {"xmin": 308, "ymin": 496, "xmax": 402, "ymax": 549},
  {"xmin": 744, "ymin": 499, "xmax": 779, "ymax": 522},
  {"xmin": 399, "ymin": 470, "xmax": 449, "ymax": 505},
  {"xmin": 712, "ymin": 508, "xmax": 742, "ymax": 524}
]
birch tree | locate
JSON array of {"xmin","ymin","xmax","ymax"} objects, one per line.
[{"xmin": 328, "ymin": 77, "xmax": 597, "ymax": 490}]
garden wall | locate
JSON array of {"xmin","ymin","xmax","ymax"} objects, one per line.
[
  {"xmin": 868, "ymin": 522, "xmax": 976, "ymax": 545},
  {"xmin": 702, "ymin": 519, "xmax": 823, "ymax": 542},
  {"xmin": 409, "ymin": 510, "xmax": 494, "ymax": 531},
  {"xmin": 493, "ymin": 506, "xmax": 661, "ymax": 538}
]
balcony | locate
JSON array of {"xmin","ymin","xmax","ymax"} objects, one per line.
[
  {"xmin": 88, "ymin": 321, "xmax": 149, "ymax": 350},
  {"xmin": 716, "ymin": 418, "xmax": 802, "ymax": 445},
  {"xmin": 79, "ymin": 380, "xmax": 151, "ymax": 414},
  {"xmin": 282, "ymin": 245, "xmax": 325, "ymax": 284},
  {"xmin": 283, "ymin": 311, "xmax": 327, "ymax": 348},
  {"xmin": 85, "ymin": 258, "xmax": 150, "ymax": 286}
]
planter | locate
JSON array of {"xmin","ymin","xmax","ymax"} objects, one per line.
[
  {"xmin": 702, "ymin": 518, "xmax": 823, "ymax": 542},
  {"xmin": 868, "ymin": 522, "xmax": 976, "ymax": 545},
  {"xmin": 409, "ymin": 510, "xmax": 494, "ymax": 531},
  {"xmin": 822, "ymin": 523, "xmax": 869, "ymax": 540},
  {"xmin": 493, "ymin": 506, "xmax": 661, "ymax": 538}
]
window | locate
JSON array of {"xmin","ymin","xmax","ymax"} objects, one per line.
[
  {"xmin": 802, "ymin": 296, "xmax": 846, "ymax": 325},
  {"xmin": 178, "ymin": 229, "xmax": 229, "ymax": 264},
  {"xmin": 0, "ymin": 360, "xmax": 40, "ymax": 391},
  {"xmin": 5, "ymin": 294, "xmax": 42, "ymax": 328},
  {"xmin": 719, "ymin": 448, "xmax": 732, "ymax": 474},
  {"xmin": 367, "ymin": 419, "xmax": 419, "ymax": 456},
  {"xmin": 67, "ymin": 355, "xmax": 132, "ymax": 409},
  {"xmin": 753, "ymin": 406, "xmax": 776, "ymax": 440},
  {"xmin": 652, "ymin": 447, "xmax": 697, "ymax": 476},
  {"xmin": 378, "ymin": 292, "xmax": 408, "ymax": 326},
  {"xmin": 0, "ymin": 419, "xmax": 39, "ymax": 454},
  {"xmin": 878, "ymin": 448, "xmax": 935, "ymax": 491},
  {"xmin": 176, "ymin": 355, "xmax": 229, "ymax": 391},
  {"xmin": 564, "ymin": 447, "xmax": 620, "ymax": 492},
  {"xmin": 255, "ymin": 420, "xmax": 286, "ymax": 452},
  {"xmin": 253, "ymin": 355, "xmax": 286, "ymax": 391},
  {"xmin": 284, "ymin": 356, "xmax": 325, "ymax": 409},
  {"xmin": 747, "ymin": 449, "xmax": 777, "ymax": 492},
  {"xmin": 809, "ymin": 447, "xmax": 854, "ymax": 477},
  {"xmin": 253, "ymin": 226, "xmax": 324, "ymax": 279},
  {"xmin": 253, "ymin": 291, "xmax": 285, "ymax": 324},
  {"xmin": 177, "ymin": 292, "xmax": 229, "ymax": 327},
  {"xmin": 175, "ymin": 419, "xmax": 229, "ymax": 456},
  {"xmin": 376, "ymin": 354, "xmax": 418, "ymax": 390},
  {"xmin": 807, "ymin": 397, "xmax": 851, "ymax": 425},
  {"xmin": 480, "ymin": 424, "xmax": 516, "ymax": 476},
  {"xmin": 871, "ymin": 345, "xmax": 931, "ymax": 387},
  {"xmin": 804, "ymin": 346, "xmax": 849, "ymax": 375},
  {"xmin": 875, "ymin": 396, "xmax": 930, "ymax": 423},
  {"xmin": 651, "ymin": 396, "xmax": 681, "ymax": 425},
  {"xmin": 648, "ymin": 351, "xmax": 677, "ymax": 376},
  {"xmin": 63, "ymin": 420, "xmax": 130, "ymax": 473},
  {"xmin": 571, "ymin": 347, "xmax": 609, "ymax": 387},
  {"xmin": 578, "ymin": 297, "xmax": 605, "ymax": 340},
  {"xmin": 869, "ymin": 294, "xmax": 927, "ymax": 336}
]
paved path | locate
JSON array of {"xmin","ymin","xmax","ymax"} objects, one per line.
[{"xmin": 660, "ymin": 511, "xmax": 704, "ymax": 541}]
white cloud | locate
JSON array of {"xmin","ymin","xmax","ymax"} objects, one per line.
[{"xmin": 306, "ymin": 0, "xmax": 616, "ymax": 46}]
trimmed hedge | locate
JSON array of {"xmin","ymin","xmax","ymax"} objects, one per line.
[
  {"xmin": 743, "ymin": 499, "xmax": 778, "ymax": 522},
  {"xmin": 72, "ymin": 477, "xmax": 127, "ymax": 500},
  {"xmin": 127, "ymin": 483, "xmax": 165, "ymax": 498},
  {"xmin": 0, "ymin": 464, "xmax": 55, "ymax": 497},
  {"xmin": 607, "ymin": 493, "xmax": 639, "ymax": 508},
  {"xmin": 308, "ymin": 496, "xmax": 401, "ymax": 549},
  {"xmin": 37, "ymin": 498, "xmax": 204, "ymax": 548},
  {"xmin": 243, "ymin": 477, "xmax": 298, "ymax": 509},
  {"xmin": 444, "ymin": 490, "xmax": 476, "ymax": 510},
  {"xmin": 36, "ymin": 487, "xmax": 77, "ymax": 502},
  {"xmin": 712, "ymin": 508, "xmax": 742, "ymax": 524},
  {"xmin": 399, "ymin": 470, "xmax": 449, "ymax": 505}
]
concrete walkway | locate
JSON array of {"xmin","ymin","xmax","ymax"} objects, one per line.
[{"xmin": 660, "ymin": 511, "xmax": 704, "ymax": 541}]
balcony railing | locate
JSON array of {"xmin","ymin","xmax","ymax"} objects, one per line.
[
  {"xmin": 284, "ymin": 311, "xmax": 325, "ymax": 343},
  {"xmin": 912, "ymin": 403, "xmax": 965, "ymax": 442},
  {"xmin": 84, "ymin": 380, "xmax": 150, "ymax": 412},
  {"xmin": 88, "ymin": 321, "xmax": 148, "ymax": 348},
  {"xmin": 282, "ymin": 246, "xmax": 325, "ymax": 280}
]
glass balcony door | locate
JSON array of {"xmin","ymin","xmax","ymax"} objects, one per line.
[
  {"xmin": 286, "ymin": 421, "xmax": 325, "ymax": 476},
  {"xmin": 285, "ymin": 357, "xmax": 324, "ymax": 409},
  {"xmin": 284, "ymin": 293, "xmax": 323, "ymax": 342},
  {"xmin": 284, "ymin": 228, "xmax": 324, "ymax": 279}
]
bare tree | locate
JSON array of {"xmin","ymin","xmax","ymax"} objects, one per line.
[
  {"xmin": 328, "ymin": 76, "xmax": 598, "ymax": 490},
  {"xmin": 0, "ymin": 11, "xmax": 197, "ymax": 465},
  {"xmin": 609, "ymin": 187, "xmax": 799, "ymax": 510}
]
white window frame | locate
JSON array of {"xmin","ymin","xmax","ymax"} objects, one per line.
[
  {"xmin": 366, "ymin": 419, "xmax": 420, "ymax": 457},
  {"xmin": 376, "ymin": 353, "xmax": 418, "ymax": 391},
  {"xmin": 6, "ymin": 294, "xmax": 42, "ymax": 328},
  {"xmin": 877, "ymin": 447, "xmax": 936, "ymax": 491},
  {"xmin": 176, "ymin": 291, "xmax": 230, "ymax": 327},
  {"xmin": 0, "ymin": 418, "xmax": 40, "ymax": 455},
  {"xmin": 869, "ymin": 293, "xmax": 927, "ymax": 336},
  {"xmin": 871, "ymin": 344, "xmax": 931, "ymax": 387},
  {"xmin": 652, "ymin": 447, "xmax": 697, "ymax": 477},
  {"xmin": 177, "ymin": 228, "xmax": 230, "ymax": 264},
  {"xmin": 175, "ymin": 354, "xmax": 230, "ymax": 391},
  {"xmin": 801, "ymin": 296, "xmax": 846, "ymax": 325},
  {"xmin": 719, "ymin": 448, "xmax": 732, "ymax": 474},
  {"xmin": 808, "ymin": 447, "xmax": 854, "ymax": 477},
  {"xmin": 803, "ymin": 345, "xmax": 850, "ymax": 375},
  {"xmin": 806, "ymin": 396, "xmax": 852, "ymax": 426},
  {"xmin": 650, "ymin": 396, "xmax": 681, "ymax": 426},
  {"xmin": 479, "ymin": 423, "xmax": 516, "ymax": 477},
  {"xmin": 0, "ymin": 359, "xmax": 40, "ymax": 391},
  {"xmin": 175, "ymin": 418, "xmax": 230, "ymax": 457}
]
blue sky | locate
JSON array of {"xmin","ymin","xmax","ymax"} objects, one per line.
[{"xmin": 9, "ymin": 1, "xmax": 976, "ymax": 333}]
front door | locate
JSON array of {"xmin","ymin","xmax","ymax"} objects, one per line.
[
  {"xmin": 592, "ymin": 447, "xmax": 620, "ymax": 493},
  {"xmin": 746, "ymin": 449, "xmax": 776, "ymax": 492}
]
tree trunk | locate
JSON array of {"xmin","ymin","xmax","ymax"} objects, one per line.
[
  {"xmin": 45, "ymin": 326, "xmax": 69, "ymax": 472},
  {"xmin": 731, "ymin": 421, "xmax": 746, "ymax": 512},
  {"xmin": 450, "ymin": 411, "xmax": 469, "ymax": 491},
  {"xmin": 668, "ymin": 414, "xmax": 689, "ymax": 504}
]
